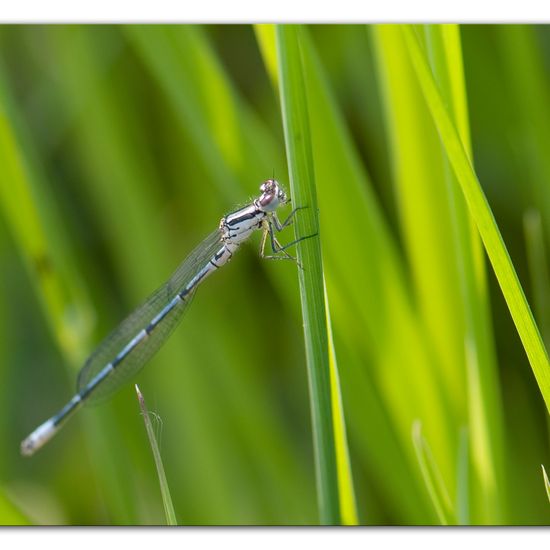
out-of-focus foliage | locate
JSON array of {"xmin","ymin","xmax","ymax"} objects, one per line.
[{"xmin": 1, "ymin": 24, "xmax": 549, "ymax": 525}]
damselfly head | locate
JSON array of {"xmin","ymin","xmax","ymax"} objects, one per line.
[{"xmin": 258, "ymin": 179, "xmax": 288, "ymax": 211}]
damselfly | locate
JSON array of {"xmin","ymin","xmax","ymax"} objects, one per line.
[{"xmin": 21, "ymin": 179, "xmax": 309, "ymax": 456}]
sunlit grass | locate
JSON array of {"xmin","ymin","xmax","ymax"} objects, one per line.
[
  {"xmin": 403, "ymin": 25, "xmax": 550, "ymax": 410},
  {"xmin": 276, "ymin": 24, "xmax": 350, "ymax": 525},
  {"xmin": 412, "ymin": 421, "xmax": 455, "ymax": 525}
]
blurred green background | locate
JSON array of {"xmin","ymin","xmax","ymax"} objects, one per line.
[{"xmin": 1, "ymin": 24, "xmax": 550, "ymax": 525}]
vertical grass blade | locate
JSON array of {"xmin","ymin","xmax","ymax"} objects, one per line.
[
  {"xmin": 324, "ymin": 283, "xmax": 358, "ymax": 525},
  {"xmin": 524, "ymin": 209, "xmax": 550, "ymax": 348},
  {"xmin": 295, "ymin": 27, "xmax": 442, "ymax": 522},
  {"xmin": 495, "ymin": 26, "xmax": 550, "ymax": 246},
  {"xmin": 276, "ymin": 24, "xmax": 340, "ymax": 525},
  {"xmin": 456, "ymin": 427, "xmax": 470, "ymax": 525},
  {"xmin": 259, "ymin": 21, "xmax": 358, "ymax": 525},
  {"xmin": 0, "ymin": 70, "xmax": 92, "ymax": 367},
  {"xmin": 422, "ymin": 24, "xmax": 504, "ymax": 524},
  {"xmin": 412, "ymin": 421, "xmax": 456, "ymax": 525},
  {"xmin": 402, "ymin": 25, "xmax": 550, "ymax": 411},
  {"xmin": 135, "ymin": 385, "xmax": 177, "ymax": 526},
  {"xmin": 372, "ymin": 25, "xmax": 464, "ymax": 514},
  {"xmin": 373, "ymin": 24, "xmax": 466, "ymax": 423},
  {"xmin": 254, "ymin": 25, "xmax": 278, "ymax": 88},
  {"xmin": 264, "ymin": 24, "xmax": 443, "ymax": 522}
]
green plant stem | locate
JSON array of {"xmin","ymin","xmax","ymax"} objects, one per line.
[
  {"xmin": 276, "ymin": 24, "xmax": 340, "ymax": 525},
  {"xmin": 136, "ymin": 385, "xmax": 178, "ymax": 525}
]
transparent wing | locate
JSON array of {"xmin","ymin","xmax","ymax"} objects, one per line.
[{"xmin": 77, "ymin": 230, "xmax": 223, "ymax": 404}]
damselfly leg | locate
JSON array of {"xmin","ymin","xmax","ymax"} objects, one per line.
[
  {"xmin": 272, "ymin": 205, "xmax": 307, "ymax": 231},
  {"xmin": 259, "ymin": 206, "xmax": 317, "ymax": 267}
]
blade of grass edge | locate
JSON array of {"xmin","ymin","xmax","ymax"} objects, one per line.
[
  {"xmin": 257, "ymin": 22, "xmax": 358, "ymax": 524},
  {"xmin": 402, "ymin": 25, "xmax": 550, "ymax": 411},
  {"xmin": 254, "ymin": 25, "xmax": 278, "ymax": 88},
  {"xmin": 542, "ymin": 465, "xmax": 550, "ymax": 504},
  {"xmin": 135, "ymin": 385, "xmax": 178, "ymax": 526},
  {"xmin": 412, "ymin": 421, "xmax": 456, "ymax": 525},
  {"xmin": 276, "ymin": 24, "xmax": 340, "ymax": 525},
  {"xmin": 422, "ymin": 24, "xmax": 505, "ymax": 524},
  {"xmin": 524, "ymin": 209, "xmax": 550, "ymax": 349},
  {"xmin": 324, "ymin": 281, "xmax": 358, "ymax": 525},
  {"xmin": 456, "ymin": 426, "xmax": 470, "ymax": 524}
]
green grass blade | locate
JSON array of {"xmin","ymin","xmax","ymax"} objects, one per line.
[
  {"xmin": 456, "ymin": 427, "xmax": 470, "ymax": 525},
  {"xmin": 374, "ymin": 24, "xmax": 465, "ymax": 419},
  {"xmin": 125, "ymin": 25, "xmax": 286, "ymax": 203},
  {"xmin": 412, "ymin": 421, "xmax": 455, "ymax": 525},
  {"xmin": 542, "ymin": 465, "xmax": 550, "ymax": 504},
  {"xmin": 298, "ymin": 27, "xmax": 441, "ymax": 522},
  {"xmin": 254, "ymin": 25, "xmax": 278, "ymax": 88},
  {"xmin": 0, "ymin": 489, "xmax": 31, "ymax": 525},
  {"xmin": 276, "ymin": 24, "xmax": 340, "ymax": 525},
  {"xmin": 494, "ymin": 26, "xmax": 550, "ymax": 245},
  {"xmin": 524, "ymin": 209, "xmax": 550, "ymax": 348},
  {"xmin": 258, "ymin": 22, "xmax": 358, "ymax": 525},
  {"xmin": 324, "ymin": 282, "xmax": 358, "ymax": 525},
  {"xmin": 135, "ymin": 385, "xmax": 178, "ymax": 525},
  {"xmin": 422, "ymin": 24, "xmax": 505, "ymax": 524},
  {"xmin": 402, "ymin": 25, "xmax": 550, "ymax": 411},
  {"xmin": 372, "ymin": 24, "xmax": 465, "ymax": 513},
  {"xmin": 0, "ymin": 69, "xmax": 92, "ymax": 368}
]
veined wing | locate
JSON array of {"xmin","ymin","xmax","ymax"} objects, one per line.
[{"xmin": 77, "ymin": 229, "xmax": 223, "ymax": 404}]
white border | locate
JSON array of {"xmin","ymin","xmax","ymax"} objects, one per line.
[
  {"xmin": 1, "ymin": 0, "xmax": 550, "ymax": 23},
  {"xmin": 2, "ymin": 528, "xmax": 550, "ymax": 550},
  {"xmin": 2, "ymin": 4, "xmax": 549, "ymax": 545}
]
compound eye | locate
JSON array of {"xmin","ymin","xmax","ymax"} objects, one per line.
[
  {"xmin": 259, "ymin": 190, "xmax": 276, "ymax": 207},
  {"xmin": 258, "ymin": 179, "xmax": 283, "ymax": 209},
  {"xmin": 260, "ymin": 179, "xmax": 275, "ymax": 193}
]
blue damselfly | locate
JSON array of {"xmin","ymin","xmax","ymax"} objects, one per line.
[{"xmin": 22, "ymin": 179, "xmax": 308, "ymax": 456}]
